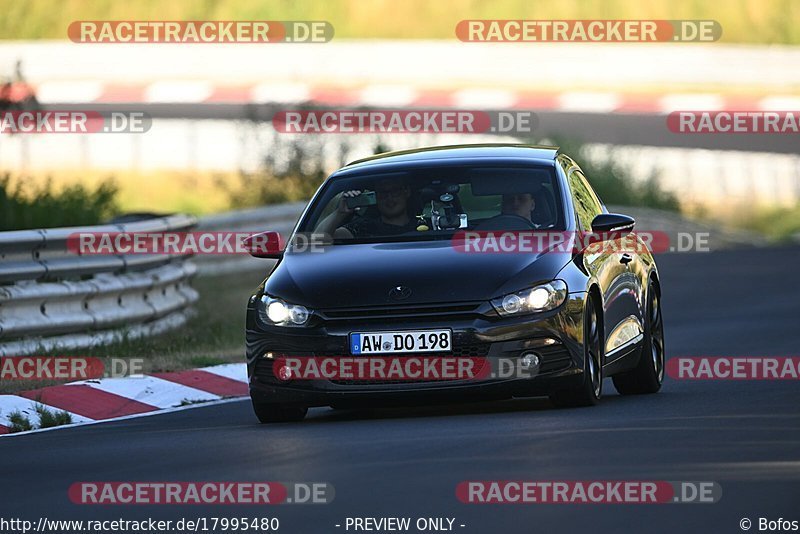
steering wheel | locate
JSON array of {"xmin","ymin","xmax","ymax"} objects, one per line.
[{"xmin": 474, "ymin": 214, "xmax": 537, "ymax": 231}]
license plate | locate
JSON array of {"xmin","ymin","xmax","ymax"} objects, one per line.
[{"xmin": 350, "ymin": 329, "xmax": 452, "ymax": 355}]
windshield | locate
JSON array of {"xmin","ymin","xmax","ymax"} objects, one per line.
[{"xmin": 298, "ymin": 164, "xmax": 565, "ymax": 244}]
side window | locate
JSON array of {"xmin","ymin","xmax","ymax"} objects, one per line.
[
  {"xmin": 568, "ymin": 169, "xmax": 603, "ymax": 230},
  {"xmin": 576, "ymin": 170, "xmax": 604, "ymax": 212}
]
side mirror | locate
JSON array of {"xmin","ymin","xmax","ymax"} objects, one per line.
[
  {"xmin": 243, "ymin": 231, "xmax": 285, "ymax": 259},
  {"xmin": 590, "ymin": 213, "xmax": 635, "ymax": 237}
]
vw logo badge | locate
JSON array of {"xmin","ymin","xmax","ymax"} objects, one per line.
[{"xmin": 389, "ymin": 285, "xmax": 412, "ymax": 301}]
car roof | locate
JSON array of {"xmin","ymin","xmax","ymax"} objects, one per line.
[{"xmin": 342, "ymin": 143, "xmax": 560, "ymax": 171}]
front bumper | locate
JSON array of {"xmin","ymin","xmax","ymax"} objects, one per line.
[{"xmin": 245, "ymin": 292, "xmax": 587, "ymax": 408}]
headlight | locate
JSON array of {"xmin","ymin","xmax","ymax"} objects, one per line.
[
  {"xmin": 258, "ymin": 295, "xmax": 311, "ymax": 326},
  {"xmin": 491, "ymin": 280, "xmax": 568, "ymax": 317}
]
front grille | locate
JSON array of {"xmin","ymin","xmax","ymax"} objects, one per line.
[
  {"xmin": 450, "ymin": 341, "xmax": 491, "ymax": 357},
  {"xmin": 255, "ymin": 340, "xmax": 491, "ymax": 386},
  {"xmin": 253, "ymin": 358, "xmax": 278, "ymax": 382},
  {"xmin": 330, "ymin": 377, "xmax": 459, "ymax": 386},
  {"xmin": 319, "ymin": 302, "xmax": 483, "ymax": 321},
  {"xmin": 330, "ymin": 356, "xmax": 477, "ymax": 386},
  {"xmin": 328, "ymin": 342, "xmax": 491, "ymax": 386},
  {"xmin": 537, "ymin": 344, "xmax": 573, "ymax": 373}
]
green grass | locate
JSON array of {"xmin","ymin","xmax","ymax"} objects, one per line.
[
  {"xmin": 0, "ymin": 0, "xmax": 798, "ymax": 44},
  {"xmin": 5, "ymin": 405, "xmax": 72, "ymax": 432},
  {"xmin": 34, "ymin": 404, "xmax": 73, "ymax": 428},
  {"xmin": 725, "ymin": 204, "xmax": 800, "ymax": 243},
  {"xmin": 187, "ymin": 355, "xmax": 230, "ymax": 368},
  {"xmin": 7, "ymin": 411, "xmax": 33, "ymax": 432}
]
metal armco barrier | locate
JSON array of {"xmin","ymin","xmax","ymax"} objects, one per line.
[
  {"xmin": 0, "ymin": 214, "xmax": 198, "ymax": 356},
  {"xmin": 193, "ymin": 202, "xmax": 305, "ymax": 276}
]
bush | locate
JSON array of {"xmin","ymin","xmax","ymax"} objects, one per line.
[
  {"xmin": 534, "ymin": 138, "xmax": 680, "ymax": 212},
  {"xmin": 7, "ymin": 411, "xmax": 33, "ymax": 433},
  {"xmin": 4, "ymin": 405, "xmax": 73, "ymax": 432},
  {"xmin": 0, "ymin": 174, "xmax": 120, "ymax": 231},
  {"xmin": 219, "ymin": 136, "xmax": 339, "ymax": 209},
  {"xmin": 35, "ymin": 404, "xmax": 73, "ymax": 428},
  {"xmin": 736, "ymin": 204, "xmax": 800, "ymax": 242}
]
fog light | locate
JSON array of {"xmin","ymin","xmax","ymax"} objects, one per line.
[
  {"xmin": 520, "ymin": 352, "xmax": 540, "ymax": 369},
  {"xmin": 277, "ymin": 365, "xmax": 293, "ymax": 381}
]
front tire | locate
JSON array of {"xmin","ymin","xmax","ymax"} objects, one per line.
[
  {"xmin": 612, "ymin": 281, "xmax": 665, "ymax": 395},
  {"xmin": 550, "ymin": 294, "xmax": 603, "ymax": 408},
  {"xmin": 251, "ymin": 398, "xmax": 308, "ymax": 423}
]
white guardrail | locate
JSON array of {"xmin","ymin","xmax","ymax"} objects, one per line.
[
  {"xmin": 0, "ymin": 214, "xmax": 199, "ymax": 356},
  {"xmin": 0, "ymin": 204, "xmax": 307, "ymax": 356}
]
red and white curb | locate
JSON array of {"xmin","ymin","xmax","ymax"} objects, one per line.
[
  {"xmin": 0, "ymin": 363, "xmax": 248, "ymax": 436},
  {"xmin": 31, "ymin": 81, "xmax": 800, "ymax": 115}
]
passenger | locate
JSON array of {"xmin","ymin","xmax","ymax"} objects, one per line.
[
  {"xmin": 317, "ymin": 178, "xmax": 417, "ymax": 239},
  {"xmin": 501, "ymin": 192, "xmax": 536, "ymax": 221}
]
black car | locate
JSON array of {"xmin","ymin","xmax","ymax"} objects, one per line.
[{"xmin": 245, "ymin": 144, "xmax": 665, "ymax": 422}]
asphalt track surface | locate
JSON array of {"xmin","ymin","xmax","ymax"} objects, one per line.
[{"xmin": 1, "ymin": 246, "xmax": 799, "ymax": 533}]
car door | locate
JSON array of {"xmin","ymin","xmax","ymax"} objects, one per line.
[{"xmin": 566, "ymin": 167, "xmax": 643, "ymax": 363}]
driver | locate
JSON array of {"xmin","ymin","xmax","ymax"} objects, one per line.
[
  {"xmin": 318, "ymin": 178, "xmax": 417, "ymax": 239},
  {"xmin": 501, "ymin": 192, "xmax": 535, "ymax": 221}
]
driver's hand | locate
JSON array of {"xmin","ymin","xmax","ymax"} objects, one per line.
[{"xmin": 337, "ymin": 190, "xmax": 362, "ymax": 215}]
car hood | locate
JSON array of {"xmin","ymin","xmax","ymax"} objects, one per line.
[{"xmin": 264, "ymin": 240, "xmax": 573, "ymax": 309}]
